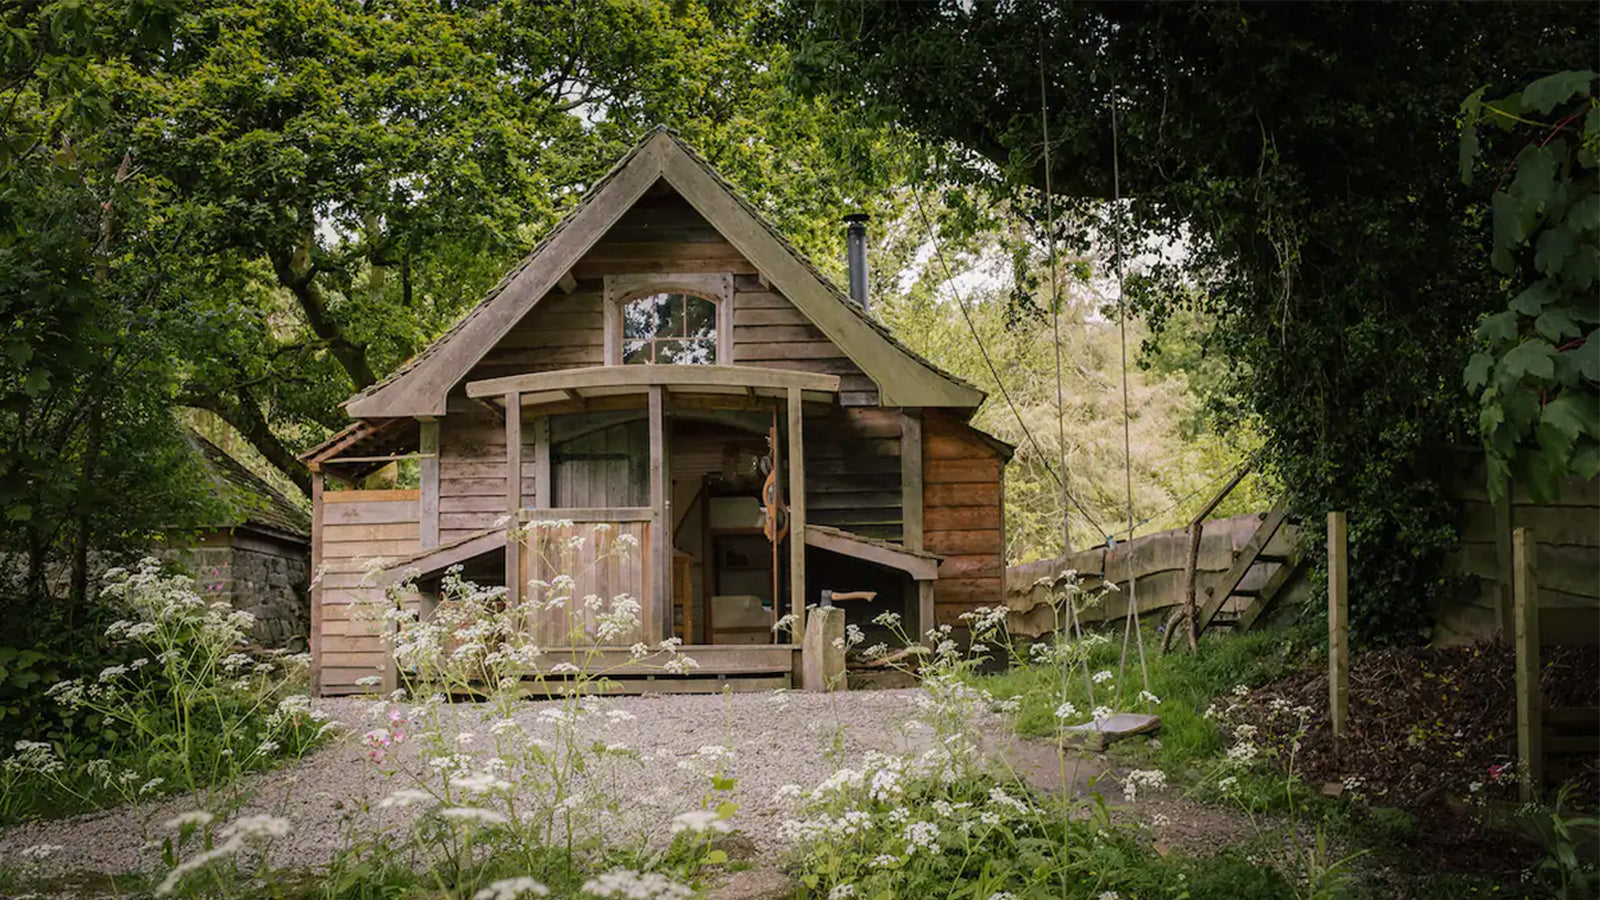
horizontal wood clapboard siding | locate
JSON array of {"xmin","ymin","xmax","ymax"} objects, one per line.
[
  {"xmin": 803, "ymin": 406, "xmax": 903, "ymax": 541},
  {"xmin": 317, "ymin": 492, "xmax": 419, "ymax": 695},
  {"xmin": 437, "ymin": 407, "xmax": 538, "ymax": 544},
  {"xmin": 732, "ymin": 275, "xmax": 877, "ymax": 405},
  {"xmin": 922, "ymin": 412, "xmax": 1006, "ymax": 623}
]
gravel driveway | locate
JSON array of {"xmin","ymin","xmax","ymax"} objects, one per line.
[{"xmin": 0, "ymin": 688, "xmax": 991, "ymax": 879}]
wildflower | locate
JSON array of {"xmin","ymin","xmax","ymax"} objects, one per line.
[
  {"xmin": 1139, "ymin": 690, "xmax": 1161, "ymax": 705},
  {"xmin": 829, "ymin": 886, "xmax": 856, "ymax": 899},
  {"xmin": 1054, "ymin": 701, "xmax": 1080, "ymax": 721},
  {"xmin": 1092, "ymin": 669, "xmax": 1113, "ymax": 684},
  {"xmin": 139, "ymin": 777, "xmax": 165, "ymax": 795},
  {"xmin": 354, "ymin": 675, "xmax": 383, "ymax": 687},
  {"xmin": 605, "ymin": 709, "xmax": 636, "ymax": 723},
  {"xmin": 163, "ymin": 811, "xmax": 214, "ymax": 831},
  {"xmin": 1099, "ymin": 893, "xmax": 1121, "ymax": 900},
  {"xmin": 1123, "ymin": 769, "xmax": 1167, "ymax": 802},
  {"xmin": 1091, "ymin": 706, "xmax": 1112, "ymax": 721},
  {"xmin": 772, "ymin": 613, "xmax": 798, "ymax": 633},
  {"xmin": 219, "ymin": 814, "xmax": 291, "ymax": 842},
  {"xmin": 451, "ymin": 772, "xmax": 513, "ymax": 796},
  {"xmin": 581, "ymin": 868, "xmax": 692, "ymax": 900},
  {"xmin": 1151, "ymin": 812, "xmax": 1171, "ymax": 827},
  {"xmin": 671, "ymin": 810, "xmax": 732, "ymax": 834},
  {"xmin": 872, "ymin": 611, "xmax": 901, "ymax": 628},
  {"xmin": 379, "ymin": 788, "xmax": 435, "ymax": 809},
  {"xmin": 903, "ymin": 820, "xmax": 940, "ymax": 854},
  {"xmin": 1217, "ymin": 775, "xmax": 1240, "ymax": 795},
  {"xmin": 772, "ymin": 784, "xmax": 804, "ymax": 803},
  {"xmin": 438, "ymin": 806, "xmax": 510, "ymax": 827},
  {"xmin": 474, "ymin": 877, "xmax": 551, "ymax": 900},
  {"xmin": 1232, "ymin": 683, "xmax": 1250, "ymax": 696},
  {"xmin": 870, "ymin": 853, "xmax": 899, "ymax": 868},
  {"xmin": 988, "ymin": 786, "xmax": 1028, "ymax": 813},
  {"xmin": 549, "ymin": 662, "xmax": 580, "ymax": 675}
]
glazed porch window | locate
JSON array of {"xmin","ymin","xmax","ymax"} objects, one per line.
[{"xmin": 621, "ymin": 292, "xmax": 718, "ymax": 365}]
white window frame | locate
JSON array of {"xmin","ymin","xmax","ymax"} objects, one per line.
[{"xmin": 602, "ymin": 273, "xmax": 733, "ymax": 366}]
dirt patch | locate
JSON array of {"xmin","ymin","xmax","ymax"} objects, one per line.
[{"xmin": 1228, "ymin": 642, "xmax": 1599, "ymax": 880}]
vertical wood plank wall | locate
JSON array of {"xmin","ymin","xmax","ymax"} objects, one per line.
[
  {"xmin": 317, "ymin": 490, "xmax": 420, "ymax": 695},
  {"xmin": 923, "ymin": 412, "xmax": 1006, "ymax": 625}
]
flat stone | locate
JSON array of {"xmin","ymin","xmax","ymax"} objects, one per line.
[{"xmin": 1060, "ymin": 713, "xmax": 1161, "ymax": 751}]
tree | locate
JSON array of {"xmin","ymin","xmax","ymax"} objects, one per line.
[
  {"xmin": 1460, "ymin": 71, "xmax": 1600, "ymax": 500},
  {"xmin": 780, "ymin": 0, "xmax": 1598, "ymax": 640}
]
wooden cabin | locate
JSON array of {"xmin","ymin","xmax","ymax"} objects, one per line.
[{"xmin": 300, "ymin": 129, "xmax": 1012, "ymax": 695}]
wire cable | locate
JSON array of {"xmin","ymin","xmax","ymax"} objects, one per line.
[{"xmin": 910, "ymin": 189, "xmax": 1108, "ymax": 541}]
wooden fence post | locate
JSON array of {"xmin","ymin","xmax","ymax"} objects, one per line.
[
  {"xmin": 1328, "ymin": 511, "xmax": 1349, "ymax": 740},
  {"xmin": 1513, "ymin": 526, "xmax": 1543, "ymax": 800}
]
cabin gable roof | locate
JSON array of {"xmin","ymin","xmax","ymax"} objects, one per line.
[{"xmin": 343, "ymin": 129, "xmax": 984, "ymax": 418}]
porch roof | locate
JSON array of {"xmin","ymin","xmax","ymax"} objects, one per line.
[
  {"xmin": 381, "ymin": 525, "xmax": 507, "ymax": 581},
  {"xmin": 466, "ymin": 364, "xmax": 840, "ymax": 409},
  {"xmin": 804, "ymin": 524, "xmax": 942, "ymax": 582}
]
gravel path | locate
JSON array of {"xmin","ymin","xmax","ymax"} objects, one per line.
[{"xmin": 0, "ymin": 689, "xmax": 987, "ymax": 879}]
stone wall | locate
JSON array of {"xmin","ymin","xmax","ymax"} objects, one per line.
[{"xmin": 170, "ymin": 529, "xmax": 310, "ymax": 650}]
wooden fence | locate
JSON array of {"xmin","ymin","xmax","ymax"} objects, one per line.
[{"xmin": 1005, "ymin": 511, "xmax": 1306, "ymax": 638}]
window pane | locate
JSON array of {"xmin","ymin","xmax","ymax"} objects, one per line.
[
  {"xmin": 622, "ymin": 299, "xmax": 656, "ymax": 340},
  {"xmin": 657, "ymin": 293, "xmax": 687, "ymax": 338},
  {"xmin": 622, "ymin": 339, "xmax": 651, "ymax": 365},
  {"xmin": 684, "ymin": 295, "xmax": 716, "ymax": 340},
  {"xmin": 655, "ymin": 337, "xmax": 716, "ymax": 366}
]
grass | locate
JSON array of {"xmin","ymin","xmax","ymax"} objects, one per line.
[{"xmin": 978, "ymin": 621, "xmax": 1320, "ymax": 774}]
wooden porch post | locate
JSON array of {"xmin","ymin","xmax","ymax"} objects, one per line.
[
  {"xmin": 419, "ymin": 418, "xmax": 440, "ymax": 549},
  {"xmin": 310, "ymin": 469, "xmax": 324, "ymax": 696},
  {"xmin": 533, "ymin": 416, "xmax": 552, "ymax": 508},
  {"xmin": 900, "ymin": 411, "xmax": 923, "ymax": 551},
  {"xmin": 505, "ymin": 392, "xmax": 522, "ymax": 607},
  {"xmin": 649, "ymin": 386, "xmax": 671, "ymax": 641},
  {"xmin": 788, "ymin": 387, "xmax": 807, "ymax": 642}
]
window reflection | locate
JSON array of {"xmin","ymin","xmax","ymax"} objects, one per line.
[{"xmin": 621, "ymin": 293, "xmax": 717, "ymax": 365}]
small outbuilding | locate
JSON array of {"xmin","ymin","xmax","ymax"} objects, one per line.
[
  {"xmin": 300, "ymin": 129, "xmax": 1012, "ymax": 695},
  {"xmin": 170, "ymin": 432, "xmax": 313, "ymax": 649}
]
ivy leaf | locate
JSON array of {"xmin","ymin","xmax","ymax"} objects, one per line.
[
  {"xmin": 1501, "ymin": 339, "xmax": 1557, "ymax": 380},
  {"xmin": 1520, "ymin": 70, "xmax": 1597, "ymax": 115},
  {"xmin": 1510, "ymin": 281, "xmax": 1557, "ymax": 315},
  {"xmin": 1458, "ymin": 120, "xmax": 1480, "ymax": 185},
  {"xmin": 1572, "ymin": 443, "xmax": 1600, "ymax": 481},
  {"xmin": 1575, "ymin": 335, "xmax": 1600, "ymax": 381},
  {"xmin": 1542, "ymin": 391, "xmax": 1600, "ymax": 443},
  {"xmin": 1464, "ymin": 351, "xmax": 1494, "ymax": 390},
  {"xmin": 1535, "ymin": 225, "xmax": 1576, "ymax": 276},
  {"xmin": 1476, "ymin": 310, "xmax": 1519, "ymax": 345},
  {"xmin": 1534, "ymin": 306, "xmax": 1579, "ymax": 341}
]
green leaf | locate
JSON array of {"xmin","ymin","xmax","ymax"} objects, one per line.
[
  {"xmin": 1510, "ymin": 145, "xmax": 1557, "ymax": 214},
  {"xmin": 1534, "ymin": 306, "xmax": 1579, "ymax": 341},
  {"xmin": 1458, "ymin": 122, "xmax": 1480, "ymax": 185},
  {"xmin": 1571, "ymin": 443, "xmax": 1600, "ymax": 480},
  {"xmin": 1509, "ymin": 282, "xmax": 1558, "ymax": 315},
  {"xmin": 1464, "ymin": 352, "xmax": 1494, "ymax": 390},
  {"xmin": 1520, "ymin": 70, "xmax": 1597, "ymax": 115},
  {"xmin": 1502, "ymin": 339, "xmax": 1557, "ymax": 380},
  {"xmin": 1543, "ymin": 391, "xmax": 1600, "ymax": 442},
  {"xmin": 1492, "ymin": 191, "xmax": 1528, "ymax": 259},
  {"xmin": 1574, "ymin": 335, "xmax": 1600, "ymax": 381},
  {"xmin": 1477, "ymin": 310, "xmax": 1519, "ymax": 345},
  {"xmin": 715, "ymin": 800, "xmax": 738, "ymax": 817},
  {"xmin": 1535, "ymin": 226, "xmax": 1577, "ymax": 276},
  {"xmin": 704, "ymin": 849, "xmax": 728, "ymax": 865}
]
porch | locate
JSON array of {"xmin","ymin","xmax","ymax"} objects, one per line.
[{"xmin": 378, "ymin": 363, "xmax": 938, "ymax": 690}]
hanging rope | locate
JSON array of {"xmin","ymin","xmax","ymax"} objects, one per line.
[{"xmin": 1107, "ymin": 86, "xmax": 1152, "ymax": 701}]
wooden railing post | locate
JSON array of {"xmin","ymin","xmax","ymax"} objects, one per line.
[
  {"xmin": 1513, "ymin": 526, "xmax": 1543, "ymax": 800},
  {"xmin": 505, "ymin": 392, "xmax": 522, "ymax": 608},
  {"xmin": 1328, "ymin": 511, "xmax": 1349, "ymax": 740}
]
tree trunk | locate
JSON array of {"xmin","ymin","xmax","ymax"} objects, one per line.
[{"xmin": 180, "ymin": 385, "xmax": 313, "ymax": 495}]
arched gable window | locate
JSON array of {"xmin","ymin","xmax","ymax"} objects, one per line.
[{"xmin": 621, "ymin": 292, "xmax": 718, "ymax": 365}]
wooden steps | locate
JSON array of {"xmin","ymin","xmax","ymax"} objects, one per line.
[{"xmin": 1194, "ymin": 507, "xmax": 1303, "ymax": 640}]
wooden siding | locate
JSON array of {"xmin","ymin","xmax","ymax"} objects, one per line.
[
  {"xmin": 803, "ymin": 406, "xmax": 903, "ymax": 541},
  {"xmin": 922, "ymin": 412, "xmax": 1005, "ymax": 624},
  {"xmin": 731, "ymin": 274, "xmax": 877, "ymax": 406},
  {"xmin": 522, "ymin": 518, "xmax": 654, "ymax": 647},
  {"xmin": 438, "ymin": 406, "xmax": 539, "ymax": 544},
  {"xmin": 464, "ymin": 186, "xmax": 876, "ymax": 404},
  {"xmin": 317, "ymin": 490, "xmax": 420, "ymax": 695},
  {"xmin": 464, "ymin": 289, "xmax": 605, "ymax": 384}
]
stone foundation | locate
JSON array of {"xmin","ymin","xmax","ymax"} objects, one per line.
[{"xmin": 169, "ymin": 529, "xmax": 310, "ymax": 651}]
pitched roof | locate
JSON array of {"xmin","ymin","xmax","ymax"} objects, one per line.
[
  {"xmin": 344, "ymin": 128, "xmax": 985, "ymax": 418},
  {"xmin": 188, "ymin": 432, "xmax": 311, "ymax": 540}
]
